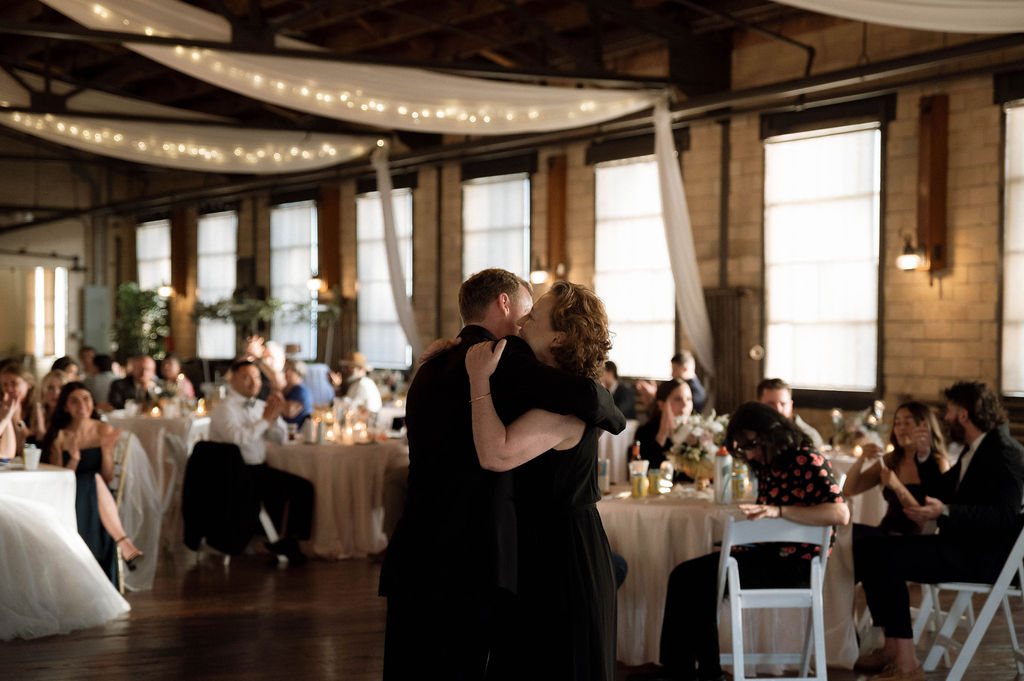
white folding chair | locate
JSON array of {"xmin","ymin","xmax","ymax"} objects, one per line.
[
  {"xmin": 717, "ymin": 516, "xmax": 831, "ymax": 681},
  {"xmin": 920, "ymin": 522, "xmax": 1024, "ymax": 681}
]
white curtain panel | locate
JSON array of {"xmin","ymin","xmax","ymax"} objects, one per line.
[
  {"xmin": 773, "ymin": 0, "xmax": 1024, "ymax": 33},
  {"xmin": 653, "ymin": 101, "xmax": 715, "ymax": 378},
  {"xmin": 0, "ymin": 68, "xmax": 375, "ymax": 174},
  {"xmin": 372, "ymin": 148, "xmax": 424, "ymax": 361},
  {"xmin": 40, "ymin": 0, "xmax": 658, "ymax": 135}
]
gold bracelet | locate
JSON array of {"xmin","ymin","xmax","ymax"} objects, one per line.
[{"xmin": 469, "ymin": 392, "xmax": 491, "ymax": 403}]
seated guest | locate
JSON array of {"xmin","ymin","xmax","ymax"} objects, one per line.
[
  {"xmin": 84, "ymin": 354, "xmax": 120, "ymax": 409},
  {"xmin": 0, "ymin": 363, "xmax": 36, "ymax": 459},
  {"xmin": 159, "ymin": 353, "xmax": 195, "ymax": 400},
  {"xmin": 601, "ymin": 360, "xmax": 636, "ymax": 419},
  {"xmin": 209, "ymin": 359, "xmax": 313, "ymax": 563},
  {"xmin": 107, "ymin": 354, "xmax": 159, "ymax": 409},
  {"xmin": 843, "ymin": 401, "xmax": 950, "ymax": 540},
  {"xmin": 78, "ymin": 345, "xmax": 98, "ymax": 376},
  {"xmin": 341, "ymin": 351, "xmax": 382, "ymax": 414},
  {"xmin": 41, "ymin": 382, "xmax": 143, "ymax": 583},
  {"xmin": 242, "ymin": 336, "xmax": 286, "ymax": 400},
  {"xmin": 51, "ymin": 356, "xmax": 80, "ymax": 381},
  {"xmin": 29, "ymin": 369, "xmax": 69, "ymax": 443},
  {"xmin": 854, "ymin": 382, "xmax": 1024, "ymax": 681},
  {"xmin": 757, "ymin": 377, "xmax": 824, "ymax": 451},
  {"xmin": 671, "ymin": 351, "xmax": 706, "ymax": 414},
  {"xmin": 282, "ymin": 359, "xmax": 313, "ymax": 427},
  {"xmin": 633, "ymin": 379, "xmax": 693, "ymax": 473},
  {"xmin": 631, "ymin": 402, "xmax": 848, "ymax": 681}
]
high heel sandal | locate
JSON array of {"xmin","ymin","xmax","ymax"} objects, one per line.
[{"xmin": 114, "ymin": 536, "xmax": 144, "ymax": 571}]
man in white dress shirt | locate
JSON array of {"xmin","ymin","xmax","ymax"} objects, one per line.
[{"xmin": 209, "ymin": 359, "xmax": 314, "ymax": 564}]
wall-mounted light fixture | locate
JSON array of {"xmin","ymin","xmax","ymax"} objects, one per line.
[
  {"xmin": 157, "ymin": 284, "xmax": 175, "ymax": 297},
  {"xmin": 529, "ymin": 254, "xmax": 550, "ymax": 284},
  {"xmin": 896, "ymin": 236, "xmax": 925, "ymax": 271},
  {"xmin": 306, "ymin": 274, "xmax": 326, "ymax": 292}
]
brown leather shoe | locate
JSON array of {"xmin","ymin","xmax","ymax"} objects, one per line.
[
  {"xmin": 868, "ymin": 663, "xmax": 925, "ymax": 681},
  {"xmin": 854, "ymin": 648, "xmax": 893, "ymax": 672}
]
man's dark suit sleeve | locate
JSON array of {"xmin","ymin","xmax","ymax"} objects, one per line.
[
  {"xmin": 489, "ymin": 336, "xmax": 625, "ymax": 435},
  {"xmin": 939, "ymin": 430, "xmax": 1024, "ymax": 542},
  {"xmin": 687, "ymin": 376, "xmax": 707, "ymax": 414}
]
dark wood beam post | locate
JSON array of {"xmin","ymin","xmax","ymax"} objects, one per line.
[
  {"xmin": 918, "ymin": 94, "xmax": 948, "ymax": 271},
  {"xmin": 547, "ymin": 155, "xmax": 567, "ymax": 279}
]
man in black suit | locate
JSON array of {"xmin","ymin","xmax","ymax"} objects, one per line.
[
  {"xmin": 601, "ymin": 360, "xmax": 636, "ymax": 419},
  {"xmin": 855, "ymin": 381, "xmax": 1024, "ymax": 681},
  {"xmin": 379, "ymin": 268, "xmax": 624, "ymax": 681}
]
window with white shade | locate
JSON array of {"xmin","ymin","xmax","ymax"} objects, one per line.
[
  {"xmin": 28, "ymin": 266, "xmax": 67, "ymax": 358},
  {"xmin": 357, "ymin": 189, "xmax": 413, "ymax": 369},
  {"xmin": 462, "ymin": 173, "xmax": 529, "ymax": 280},
  {"xmin": 197, "ymin": 210, "xmax": 238, "ymax": 359},
  {"xmin": 1003, "ymin": 105, "xmax": 1024, "ymax": 396},
  {"xmin": 136, "ymin": 219, "xmax": 171, "ymax": 291},
  {"xmin": 763, "ymin": 123, "xmax": 881, "ymax": 392},
  {"xmin": 594, "ymin": 157, "xmax": 675, "ymax": 379},
  {"xmin": 270, "ymin": 200, "xmax": 318, "ymax": 359}
]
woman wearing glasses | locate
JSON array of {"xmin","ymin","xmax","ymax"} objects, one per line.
[{"xmin": 632, "ymin": 401, "xmax": 850, "ymax": 681}]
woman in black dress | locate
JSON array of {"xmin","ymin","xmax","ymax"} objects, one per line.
[
  {"xmin": 842, "ymin": 401, "xmax": 950, "ymax": 538},
  {"xmin": 634, "ymin": 378, "xmax": 694, "ymax": 473},
  {"xmin": 466, "ymin": 280, "xmax": 617, "ymax": 681},
  {"xmin": 42, "ymin": 382, "xmax": 142, "ymax": 582}
]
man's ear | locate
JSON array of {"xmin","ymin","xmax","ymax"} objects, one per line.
[{"xmin": 496, "ymin": 292, "xmax": 510, "ymax": 315}]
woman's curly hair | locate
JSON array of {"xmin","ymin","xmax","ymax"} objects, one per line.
[{"xmin": 547, "ymin": 280, "xmax": 612, "ymax": 381}]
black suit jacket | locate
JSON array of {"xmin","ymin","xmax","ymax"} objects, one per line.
[
  {"xmin": 380, "ymin": 325, "xmax": 624, "ymax": 599},
  {"xmin": 934, "ymin": 424, "xmax": 1024, "ymax": 553},
  {"xmin": 612, "ymin": 382, "xmax": 636, "ymax": 419}
]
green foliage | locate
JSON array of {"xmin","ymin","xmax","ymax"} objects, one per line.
[
  {"xmin": 112, "ymin": 282, "xmax": 169, "ymax": 362},
  {"xmin": 191, "ymin": 296, "xmax": 283, "ymax": 337}
]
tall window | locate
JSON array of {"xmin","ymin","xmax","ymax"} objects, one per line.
[
  {"xmin": 462, "ymin": 173, "xmax": 529, "ymax": 280},
  {"xmin": 197, "ymin": 211, "xmax": 238, "ymax": 359},
  {"xmin": 136, "ymin": 219, "xmax": 171, "ymax": 290},
  {"xmin": 763, "ymin": 123, "xmax": 881, "ymax": 391},
  {"xmin": 1004, "ymin": 106, "xmax": 1024, "ymax": 396},
  {"xmin": 270, "ymin": 200, "xmax": 318, "ymax": 359},
  {"xmin": 28, "ymin": 266, "xmax": 67, "ymax": 358},
  {"xmin": 594, "ymin": 157, "xmax": 674, "ymax": 379},
  {"xmin": 356, "ymin": 189, "xmax": 413, "ymax": 369}
]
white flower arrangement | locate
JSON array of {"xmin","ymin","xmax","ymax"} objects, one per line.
[
  {"xmin": 668, "ymin": 410, "xmax": 730, "ymax": 478},
  {"xmin": 831, "ymin": 401, "xmax": 888, "ymax": 449}
]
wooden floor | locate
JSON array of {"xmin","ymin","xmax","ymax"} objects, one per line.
[{"xmin": 4, "ymin": 543, "xmax": 1023, "ymax": 681}]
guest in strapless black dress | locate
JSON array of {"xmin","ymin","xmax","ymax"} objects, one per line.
[
  {"xmin": 843, "ymin": 401, "xmax": 951, "ymax": 543},
  {"xmin": 64, "ymin": 445, "xmax": 117, "ymax": 582}
]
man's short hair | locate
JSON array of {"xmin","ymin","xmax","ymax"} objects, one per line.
[
  {"xmin": 51, "ymin": 356, "xmax": 79, "ymax": 373},
  {"xmin": 756, "ymin": 377, "xmax": 790, "ymax": 398},
  {"xmin": 605, "ymin": 360, "xmax": 619, "ymax": 379},
  {"xmin": 93, "ymin": 354, "xmax": 114, "ymax": 372},
  {"xmin": 230, "ymin": 358, "xmax": 258, "ymax": 373},
  {"xmin": 670, "ymin": 350, "xmax": 695, "ymax": 368},
  {"xmin": 943, "ymin": 381, "xmax": 1007, "ymax": 432},
  {"xmin": 458, "ymin": 268, "xmax": 531, "ymax": 324}
]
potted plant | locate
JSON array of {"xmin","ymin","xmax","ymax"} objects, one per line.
[{"xmin": 112, "ymin": 282, "xmax": 169, "ymax": 362}]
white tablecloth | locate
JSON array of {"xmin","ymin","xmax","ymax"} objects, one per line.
[
  {"xmin": 827, "ymin": 455, "xmax": 887, "ymax": 526},
  {"xmin": 598, "ymin": 418, "xmax": 639, "ymax": 484},
  {"xmin": 116, "ymin": 432, "xmax": 162, "ymax": 591},
  {"xmin": 107, "ymin": 413, "xmax": 210, "ymax": 498},
  {"xmin": 266, "ymin": 439, "xmax": 409, "ymax": 559},
  {"xmin": 0, "ymin": 463, "xmax": 77, "ymax": 533},
  {"xmin": 598, "ymin": 486, "xmax": 858, "ymax": 670}
]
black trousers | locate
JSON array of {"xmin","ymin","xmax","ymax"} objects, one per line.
[
  {"xmin": 659, "ymin": 547, "xmax": 810, "ymax": 680},
  {"xmin": 855, "ymin": 534, "xmax": 1004, "ymax": 639},
  {"xmin": 250, "ymin": 464, "xmax": 314, "ymax": 540}
]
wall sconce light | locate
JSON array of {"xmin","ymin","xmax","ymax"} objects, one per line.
[
  {"xmin": 307, "ymin": 275, "xmax": 326, "ymax": 292},
  {"xmin": 896, "ymin": 236, "xmax": 925, "ymax": 271},
  {"xmin": 157, "ymin": 284, "xmax": 175, "ymax": 297},
  {"xmin": 529, "ymin": 254, "xmax": 549, "ymax": 285}
]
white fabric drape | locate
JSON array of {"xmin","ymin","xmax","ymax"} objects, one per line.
[
  {"xmin": 774, "ymin": 0, "xmax": 1024, "ymax": 34},
  {"xmin": 372, "ymin": 147, "xmax": 424, "ymax": 361},
  {"xmin": 39, "ymin": 0, "xmax": 658, "ymax": 136},
  {"xmin": 0, "ymin": 68, "xmax": 375, "ymax": 174},
  {"xmin": 116, "ymin": 431, "xmax": 162, "ymax": 592},
  {"xmin": 653, "ymin": 101, "xmax": 714, "ymax": 377}
]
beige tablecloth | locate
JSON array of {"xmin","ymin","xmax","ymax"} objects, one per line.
[
  {"xmin": 266, "ymin": 439, "xmax": 409, "ymax": 559},
  {"xmin": 598, "ymin": 418, "xmax": 640, "ymax": 484},
  {"xmin": 107, "ymin": 413, "xmax": 210, "ymax": 496},
  {"xmin": 598, "ymin": 486, "xmax": 859, "ymax": 670},
  {"xmin": 0, "ymin": 463, "xmax": 77, "ymax": 533}
]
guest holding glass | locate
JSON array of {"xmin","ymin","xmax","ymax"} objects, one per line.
[
  {"xmin": 843, "ymin": 401, "xmax": 950, "ymax": 539},
  {"xmin": 633, "ymin": 378, "xmax": 693, "ymax": 473},
  {"xmin": 41, "ymin": 382, "xmax": 143, "ymax": 582},
  {"xmin": 631, "ymin": 402, "xmax": 848, "ymax": 681}
]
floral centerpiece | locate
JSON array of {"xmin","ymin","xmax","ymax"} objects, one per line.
[
  {"xmin": 668, "ymin": 410, "xmax": 730, "ymax": 481},
  {"xmin": 831, "ymin": 401, "xmax": 888, "ymax": 450}
]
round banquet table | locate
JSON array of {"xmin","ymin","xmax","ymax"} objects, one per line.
[
  {"xmin": 266, "ymin": 439, "xmax": 409, "ymax": 559},
  {"xmin": 106, "ymin": 412, "xmax": 210, "ymax": 495},
  {"xmin": 598, "ymin": 418, "xmax": 639, "ymax": 484},
  {"xmin": 597, "ymin": 484, "xmax": 859, "ymax": 670}
]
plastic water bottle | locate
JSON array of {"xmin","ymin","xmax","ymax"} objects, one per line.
[{"xmin": 713, "ymin": 446, "xmax": 733, "ymax": 504}]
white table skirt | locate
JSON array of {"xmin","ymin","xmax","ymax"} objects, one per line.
[
  {"xmin": 827, "ymin": 455, "xmax": 887, "ymax": 526},
  {"xmin": 107, "ymin": 413, "xmax": 210, "ymax": 495},
  {"xmin": 0, "ymin": 464, "xmax": 77, "ymax": 533},
  {"xmin": 598, "ymin": 486, "xmax": 859, "ymax": 670},
  {"xmin": 598, "ymin": 419, "xmax": 640, "ymax": 484},
  {"xmin": 266, "ymin": 439, "xmax": 409, "ymax": 559}
]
